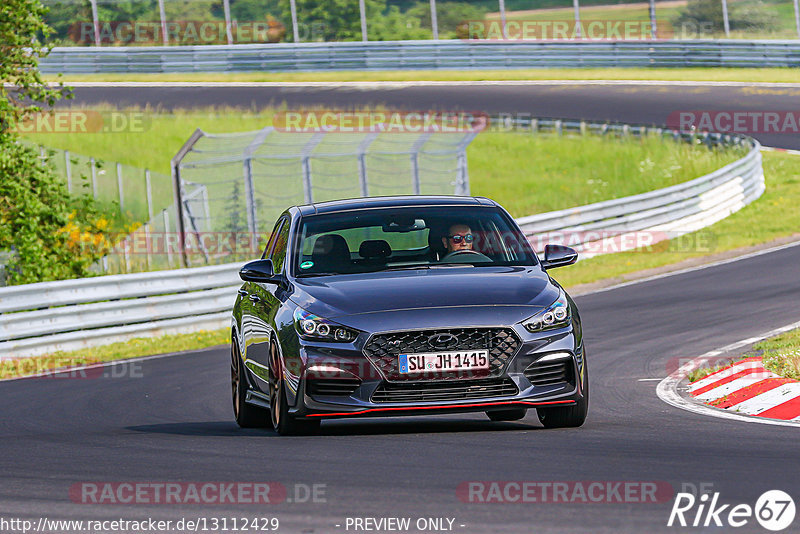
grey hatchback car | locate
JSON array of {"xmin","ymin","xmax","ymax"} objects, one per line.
[{"xmin": 231, "ymin": 196, "xmax": 587, "ymax": 435}]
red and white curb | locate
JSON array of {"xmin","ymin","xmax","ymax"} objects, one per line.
[
  {"xmin": 687, "ymin": 357, "xmax": 800, "ymax": 420},
  {"xmin": 657, "ymin": 319, "xmax": 800, "ymax": 428}
]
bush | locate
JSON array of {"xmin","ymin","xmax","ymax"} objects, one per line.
[
  {"xmin": 0, "ymin": 0, "xmax": 111, "ymax": 284},
  {"xmin": 672, "ymin": 0, "xmax": 779, "ymax": 34},
  {"xmin": 407, "ymin": 1, "xmax": 487, "ymax": 38}
]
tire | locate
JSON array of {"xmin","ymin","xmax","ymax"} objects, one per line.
[
  {"xmin": 537, "ymin": 364, "xmax": 589, "ymax": 429},
  {"xmin": 486, "ymin": 408, "xmax": 527, "ymax": 421},
  {"xmin": 269, "ymin": 341, "xmax": 321, "ymax": 436},
  {"xmin": 231, "ymin": 339, "xmax": 269, "ymax": 428}
]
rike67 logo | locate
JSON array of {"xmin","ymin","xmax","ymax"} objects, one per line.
[{"xmin": 668, "ymin": 490, "xmax": 795, "ymax": 531}]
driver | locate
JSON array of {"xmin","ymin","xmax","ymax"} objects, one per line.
[{"xmin": 442, "ymin": 223, "xmax": 474, "ymax": 256}]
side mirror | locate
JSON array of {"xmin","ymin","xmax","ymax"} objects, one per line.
[
  {"xmin": 541, "ymin": 244, "xmax": 578, "ymax": 270},
  {"xmin": 239, "ymin": 259, "xmax": 279, "ymax": 283}
]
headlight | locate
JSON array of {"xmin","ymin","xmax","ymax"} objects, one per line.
[
  {"xmin": 293, "ymin": 308, "xmax": 358, "ymax": 342},
  {"xmin": 522, "ymin": 290, "xmax": 571, "ymax": 332}
]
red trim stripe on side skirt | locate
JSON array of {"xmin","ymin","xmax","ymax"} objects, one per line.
[{"xmin": 304, "ymin": 399, "xmax": 576, "ymax": 417}]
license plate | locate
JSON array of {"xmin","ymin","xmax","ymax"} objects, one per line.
[{"xmin": 398, "ymin": 350, "xmax": 489, "ymax": 374}]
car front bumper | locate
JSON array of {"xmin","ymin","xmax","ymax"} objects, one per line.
[{"xmin": 286, "ymin": 324, "xmax": 586, "ymax": 420}]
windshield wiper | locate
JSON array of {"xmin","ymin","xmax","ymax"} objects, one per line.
[
  {"xmin": 384, "ymin": 265, "xmax": 432, "ymax": 271},
  {"xmin": 384, "ymin": 263, "xmax": 479, "ymax": 271}
]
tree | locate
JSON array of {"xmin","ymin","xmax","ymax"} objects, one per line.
[
  {"xmin": 275, "ymin": 0, "xmax": 428, "ymax": 41},
  {"xmin": 1, "ymin": 0, "xmax": 110, "ymax": 285},
  {"xmin": 671, "ymin": 0, "xmax": 778, "ymax": 35},
  {"xmin": 407, "ymin": 1, "xmax": 486, "ymax": 39}
]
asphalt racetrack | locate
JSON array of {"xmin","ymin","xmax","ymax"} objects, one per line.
[
  {"xmin": 2, "ymin": 82, "xmax": 800, "ymax": 533},
  {"xmin": 64, "ymin": 81, "xmax": 800, "ymax": 149}
]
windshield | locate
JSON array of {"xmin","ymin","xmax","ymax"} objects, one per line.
[{"xmin": 293, "ymin": 206, "xmax": 537, "ymax": 277}]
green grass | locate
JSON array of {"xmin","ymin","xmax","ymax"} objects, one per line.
[
  {"xmin": 761, "ymin": 329, "xmax": 800, "ymax": 380},
  {"xmin": 0, "ymin": 328, "xmax": 229, "ymax": 380},
  {"xmin": 688, "ymin": 327, "xmax": 800, "ymax": 384},
  {"xmin": 47, "ymin": 67, "xmax": 800, "ymax": 84},
  {"xmin": 25, "ymin": 107, "xmax": 277, "ymax": 178},
  {"xmin": 549, "ymin": 150, "xmax": 800, "ymax": 288},
  {"xmin": 687, "ymin": 356, "xmax": 750, "ymax": 383},
  {"xmin": 468, "ymin": 131, "xmax": 744, "ymax": 217},
  {"xmin": 22, "ymin": 106, "xmax": 744, "ymax": 220}
]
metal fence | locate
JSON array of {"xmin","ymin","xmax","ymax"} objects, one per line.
[
  {"xmin": 31, "ymin": 145, "xmax": 193, "ymax": 274},
  {"xmin": 35, "ymin": 145, "xmax": 173, "ymax": 223},
  {"xmin": 0, "ymin": 118, "xmax": 765, "ymax": 359},
  {"xmin": 103, "ymin": 188, "xmax": 208, "ymax": 274},
  {"xmin": 170, "ymin": 124, "xmax": 479, "ymax": 267},
  {"xmin": 39, "ymin": 40, "xmax": 800, "ymax": 73}
]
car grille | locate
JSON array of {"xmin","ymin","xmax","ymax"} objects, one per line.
[
  {"xmin": 372, "ymin": 378, "xmax": 518, "ymax": 403},
  {"xmin": 307, "ymin": 378, "xmax": 361, "ymax": 398},
  {"xmin": 524, "ymin": 358, "xmax": 575, "ymax": 387},
  {"xmin": 363, "ymin": 328, "xmax": 520, "ymax": 382}
]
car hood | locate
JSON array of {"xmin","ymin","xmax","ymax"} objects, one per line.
[{"xmin": 289, "ymin": 266, "xmax": 559, "ymax": 328}]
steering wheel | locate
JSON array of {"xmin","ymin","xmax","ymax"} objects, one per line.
[{"xmin": 441, "ymin": 249, "xmax": 492, "ymax": 262}]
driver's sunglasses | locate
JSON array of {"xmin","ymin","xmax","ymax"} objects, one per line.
[{"xmin": 448, "ymin": 234, "xmax": 474, "ymax": 244}]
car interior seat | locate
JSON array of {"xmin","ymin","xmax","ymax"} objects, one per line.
[
  {"xmin": 358, "ymin": 240, "xmax": 392, "ymax": 268},
  {"xmin": 310, "ymin": 234, "xmax": 351, "ymax": 273}
]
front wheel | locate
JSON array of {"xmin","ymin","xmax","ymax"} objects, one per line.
[
  {"xmin": 269, "ymin": 342, "xmax": 320, "ymax": 436},
  {"xmin": 537, "ymin": 365, "xmax": 589, "ymax": 429}
]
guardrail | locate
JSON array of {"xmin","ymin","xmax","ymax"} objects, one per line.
[
  {"xmin": 512, "ymin": 118, "xmax": 763, "ymax": 257},
  {"xmin": 0, "ymin": 119, "xmax": 764, "ymax": 360},
  {"xmin": 39, "ymin": 40, "xmax": 800, "ymax": 74},
  {"xmin": 0, "ymin": 263, "xmax": 240, "ymax": 358}
]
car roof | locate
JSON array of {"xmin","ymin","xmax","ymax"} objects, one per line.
[{"xmin": 297, "ymin": 195, "xmax": 498, "ymax": 216}]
